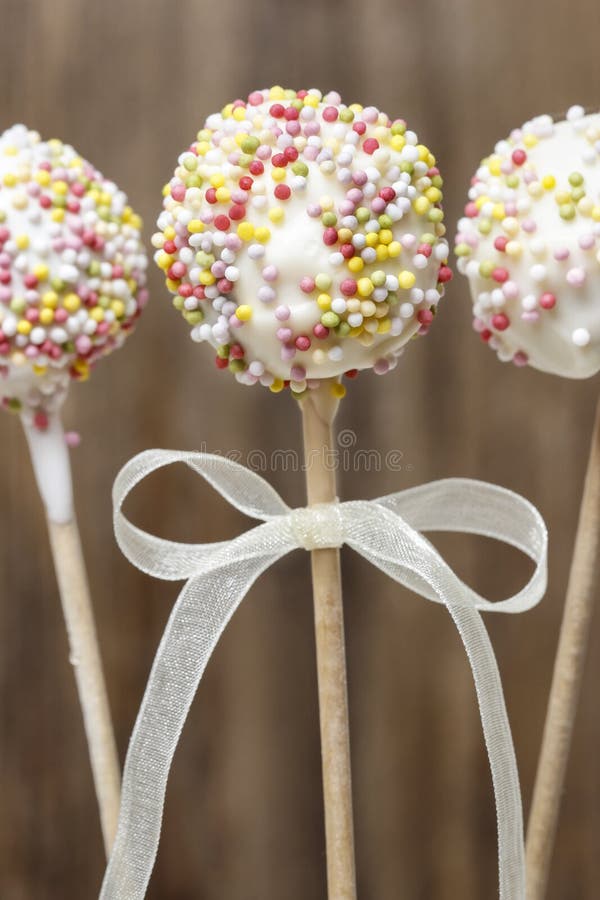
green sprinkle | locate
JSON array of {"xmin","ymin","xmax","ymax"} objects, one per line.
[
  {"xmin": 241, "ymin": 136, "xmax": 260, "ymax": 154},
  {"xmin": 559, "ymin": 203, "xmax": 576, "ymax": 220},
  {"xmin": 315, "ymin": 273, "xmax": 332, "ymax": 291},
  {"xmin": 321, "ymin": 311, "xmax": 340, "ymax": 328},
  {"xmin": 479, "ymin": 261, "xmax": 494, "ymax": 278},
  {"xmin": 322, "ymin": 212, "xmax": 337, "ymax": 227}
]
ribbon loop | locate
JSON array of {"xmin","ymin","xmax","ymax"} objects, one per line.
[{"xmin": 100, "ymin": 451, "xmax": 548, "ymax": 900}]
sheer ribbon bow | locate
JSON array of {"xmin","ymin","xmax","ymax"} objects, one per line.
[{"xmin": 100, "ymin": 450, "xmax": 547, "ymax": 900}]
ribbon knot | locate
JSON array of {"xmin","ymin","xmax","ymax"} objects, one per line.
[
  {"xmin": 100, "ymin": 449, "xmax": 548, "ymax": 900},
  {"xmin": 289, "ymin": 501, "xmax": 344, "ymax": 550}
]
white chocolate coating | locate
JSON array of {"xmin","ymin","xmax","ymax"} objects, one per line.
[
  {"xmin": 456, "ymin": 107, "xmax": 600, "ymax": 379},
  {"xmin": 154, "ymin": 88, "xmax": 451, "ymax": 392}
]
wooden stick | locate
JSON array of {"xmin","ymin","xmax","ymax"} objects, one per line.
[
  {"xmin": 22, "ymin": 414, "xmax": 121, "ymax": 857},
  {"xmin": 300, "ymin": 383, "xmax": 357, "ymax": 900},
  {"xmin": 526, "ymin": 395, "xmax": 600, "ymax": 899}
]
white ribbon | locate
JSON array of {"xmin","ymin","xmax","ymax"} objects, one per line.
[{"xmin": 100, "ymin": 450, "xmax": 548, "ymax": 900}]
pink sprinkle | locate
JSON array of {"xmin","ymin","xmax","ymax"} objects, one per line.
[
  {"xmin": 65, "ymin": 431, "xmax": 81, "ymax": 448},
  {"xmin": 513, "ymin": 351, "xmax": 529, "ymax": 367},
  {"xmin": 554, "ymin": 247, "xmax": 570, "ymax": 261},
  {"xmin": 290, "ymin": 365, "xmax": 306, "ymax": 381},
  {"xmin": 300, "ymin": 276, "xmax": 315, "ymax": 293},
  {"xmin": 276, "ymin": 327, "xmax": 293, "ymax": 342},
  {"xmin": 295, "ymin": 335, "xmax": 311, "ymax": 351},
  {"xmin": 567, "ymin": 267, "xmax": 586, "ymax": 287},
  {"xmin": 171, "ymin": 183, "xmax": 186, "ymax": 202},
  {"xmin": 262, "ymin": 265, "xmax": 278, "ymax": 282},
  {"xmin": 275, "ymin": 305, "xmax": 290, "ymax": 321}
]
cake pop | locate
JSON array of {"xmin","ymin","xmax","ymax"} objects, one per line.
[
  {"xmin": 153, "ymin": 86, "xmax": 451, "ymax": 395},
  {"xmin": 455, "ymin": 106, "xmax": 600, "ymax": 900},
  {"xmin": 0, "ymin": 123, "xmax": 148, "ymax": 854},
  {"xmin": 456, "ymin": 105, "xmax": 600, "ymax": 378}
]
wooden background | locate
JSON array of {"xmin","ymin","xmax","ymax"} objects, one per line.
[{"xmin": 1, "ymin": 0, "xmax": 600, "ymax": 897}]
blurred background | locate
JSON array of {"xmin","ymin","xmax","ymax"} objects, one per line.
[{"xmin": 1, "ymin": 0, "xmax": 600, "ymax": 897}]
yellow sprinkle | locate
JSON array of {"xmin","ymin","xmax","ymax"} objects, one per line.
[
  {"xmin": 111, "ymin": 300, "xmax": 125, "ymax": 318},
  {"xmin": 215, "ymin": 187, "xmax": 230, "ymax": 203},
  {"xmin": 237, "ymin": 222, "xmax": 255, "ymax": 241},
  {"xmin": 376, "ymin": 245, "xmax": 389, "ymax": 261},
  {"xmin": 15, "ymin": 234, "xmax": 29, "ymax": 250},
  {"xmin": 592, "ymin": 205, "xmax": 600, "ymax": 222},
  {"xmin": 270, "ymin": 378, "xmax": 284, "ymax": 392},
  {"xmin": 53, "ymin": 180, "xmax": 68, "ymax": 195},
  {"xmin": 90, "ymin": 308, "xmax": 104, "ymax": 322},
  {"xmin": 492, "ymin": 203, "xmax": 505, "ymax": 220},
  {"xmin": 488, "ymin": 160, "xmax": 502, "ymax": 177},
  {"xmin": 73, "ymin": 359, "xmax": 90, "ymax": 380},
  {"xmin": 505, "ymin": 241, "xmax": 522, "ymax": 257},
  {"xmin": 17, "ymin": 320, "xmax": 32, "ymax": 335},
  {"xmin": 330, "ymin": 382, "xmax": 346, "ymax": 399},
  {"xmin": 33, "ymin": 263, "xmax": 49, "ymax": 281},
  {"xmin": 377, "ymin": 318, "xmax": 392, "ymax": 334},
  {"xmin": 233, "ymin": 106, "xmax": 246, "ymax": 122},
  {"xmin": 378, "ymin": 229, "xmax": 393, "ymax": 245},
  {"xmin": 163, "ymin": 226, "xmax": 176, "ymax": 240},
  {"xmin": 365, "ymin": 232, "xmax": 378, "ymax": 248},
  {"xmin": 523, "ymin": 134, "xmax": 538, "ymax": 149},
  {"xmin": 235, "ymin": 304, "xmax": 252, "ymax": 321},
  {"xmin": 39, "ymin": 308, "xmax": 54, "ymax": 325},
  {"xmin": 399, "ymin": 270, "xmax": 416, "ymax": 290},
  {"xmin": 317, "ymin": 293, "xmax": 331, "ymax": 311},
  {"xmin": 542, "ymin": 175, "xmax": 556, "ymax": 190},
  {"xmin": 268, "ymin": 207, "xmax": 284, "ymax": 223},
  {"xmin": 426, "ymin": 187, "xmax": 442, "ymax": 203},
  {"xmin": 166, "ymin": 278, "xmax": 180, "ymax": 292},
  {"xmin": 188, "ymin": 219, "xmax": 204, "ymax": 234},
  {"xmin": 63, "ymin": 293, "xmax": 81, "ymax": 312},
  {"xmin": 390, "ymin": 135, "xmax": 405, "ymax": 152},
  {"xmin": 210, "ymin": 173, "xmax": 225, "ymax": 188},
  {"xmin": 51, "ymin": 208, "xmax": 65, "ymax": 223},
  {"xmin": 414, "ymin": 197, "xmax": 431, "ymax": 216},
  {"xmin": 357, "ymin": 278, "xmax": 374, "ymax": 297},
  {"xmin": 347, "ymin": 257, "xmax": 364, "ymax": 273},
  {"xmin": 156, "ymin": 251, "xmax": 173, "ymax": 271},
  {"xmin": 388, "ymin": 241, "xmax": 401, "ymax": 258},
  {"xmin": 199, "ymin": 270, "xmax": 216, "ymax": 286},
  {"xmin": 255, "ymin": 226, "xmax": 271, "ymax": 243},
  {"xmin": 3, "ymin": 173, "xmax": 17, "ymax": 187}
]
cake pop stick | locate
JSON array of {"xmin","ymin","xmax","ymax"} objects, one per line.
[
  {"xmin": 153, "ymin": 86, "xmax": 451, "ymax": 896},
  {"xmin": 23, "ymin": 411, "xmax": 121, "ymax": 854},
  {"xmin": 455, "ymin": 104, "xmax": 600, "ymax": 898},
  {"xmin": 301, "ymin": 383, "xmax": 355, "ymax": 898},
  {"xmin": 526, "ymin": 396, "xmax": 600, "ymax": 899},
  {"xmin": 0, "ymin": 125, "xmax": 148, "ymax": 853}
]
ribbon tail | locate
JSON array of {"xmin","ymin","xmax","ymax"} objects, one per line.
[
  {"xmin": 99, "ymin": 549, "xmax": 284, "ymax": 900},
  {"xmin": 348, "ymin": 506, "xmax": 529, "ymax": 900},
  {"xmin": 446, "ymin": 603, "xmax": 525, "ymax": 900}
]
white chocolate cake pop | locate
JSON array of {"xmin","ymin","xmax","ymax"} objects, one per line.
[
  {"xmin": 455, "ymin": 106, "xmax": 600, "ymax": 378},
  {"xmin": 0, "ymin": 125, "xmax": 148, "ymax": 427},
  {"xmin": 153, "ymin": 87, "xmax": 451, "ymax": 396}
]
